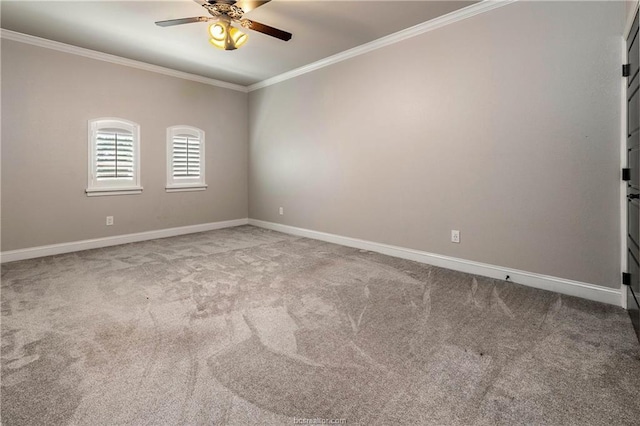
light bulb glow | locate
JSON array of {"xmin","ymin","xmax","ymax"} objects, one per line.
[
  {"xmin": 209, "ymin": 38, "xmax": 226, "ymax": 49},
  {"xmin": 229, "ymin": 27, "xmax": 248, "ymax": 48},
  {"xmin": 208, "ymin": 19, "xmax": 248, "ymax": 50},
  {"xmin": 208, "ymin": 23, "xmax": 226, "ymax": 41}
]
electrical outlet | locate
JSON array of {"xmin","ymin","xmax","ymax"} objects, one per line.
[
  {"xmin": 451, "ymin": 230, "xmax": 460, "ymax": 243},
  {"xmin": 279, "ymin": 207, "xmax": 284, "ymax": 215},
  {"xmin": 106, "ymin": 216, "xmax": 114, "ymax": 226}
]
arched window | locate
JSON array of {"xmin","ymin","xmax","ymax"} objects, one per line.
[
  {"xmin": 86, "ymin": 118, "xmax": 142, "ymax": 196},
  {"xmin": 166, "ymin": 125, "xmax": 207, "ymax": 192}
]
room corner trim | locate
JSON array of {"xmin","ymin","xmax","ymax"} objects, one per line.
[
  {"xmin": 247, "ymin": 0, "xmax": 519, "ymax": 92},
  {"xmin": 0, "ymin": 29, "xmax": 248, "ymax": 93},
  {"xmin": 248, "ymin": 219, "xmax": 622, "ymax": 307},
  {"xmin": 620, "ymin": 35, "xmax": 629, "ymax": 310},
  {"xmin": 0, "ymin": 218, "xmax": 249, "ymax": 263}
]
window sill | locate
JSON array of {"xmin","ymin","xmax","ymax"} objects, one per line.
[
  {"xmin": 165, "ymin": 185, "xmax": 208, "ymax": 193},
  {"xmin": 86, "ymin": 187, "xmax": 143, "ymax": 197}
]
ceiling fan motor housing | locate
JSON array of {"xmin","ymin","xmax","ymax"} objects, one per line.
[{"xmin": 204, "ymin": 3, "xmax": 245, "ymax": 21}]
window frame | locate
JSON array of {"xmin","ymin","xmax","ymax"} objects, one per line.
[
  {"xmin": 166, "ymin": 125, "xmax": 207, "ymax": 192},
  {"xmin": 86, "ymin": 118, "xmax": 142, "ymax": 197}
]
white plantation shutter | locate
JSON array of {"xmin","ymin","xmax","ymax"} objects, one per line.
[
  {"xmin": 96, "ymin": 129, "xmax": 135, "ymax": 180},
  {"xmin": 172, "ymin": 135, "xmax": 201, "ymax": 178},
  {"xmin": 166, "ymin": 126, "xmax": 206, "ymax": 192},
  {"xmin": 87, "ymin": 118, "xmax": 142, "ymax": 196}
]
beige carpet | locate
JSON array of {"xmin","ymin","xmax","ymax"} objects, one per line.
[{"xmin": 1, "ymin": 225, "xmax": 639, "ymax": 425}]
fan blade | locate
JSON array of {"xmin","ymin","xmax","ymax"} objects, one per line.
[
  {"xmin": 242, "ymin": 19, "xmax": 292, "ymax": 41},
  {"xmin": 155, "ymin": 16, "xmax": 210, "ymax": 27},
  {"xmin": 235, "ymin": 0, "xmax": 271, "ymax": 13}
]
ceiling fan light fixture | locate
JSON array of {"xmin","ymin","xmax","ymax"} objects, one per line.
[
  {"xmin": 209, "ymin": 37, "xmax": 226, "ymax": 50},
  {"xmin": 208, "ymin": 22, "xmax": 226, "ymax": 41},
  {"xmin": 156, "ymin": 0, "xmax": 293, "ymax": 50},
  {"xmin": 229, "ymin": 27, "xmax": 248, "ymax": 48},
  {"xmin": 208, "ymin": 20, "xmax": 247, "ymax": 51}
]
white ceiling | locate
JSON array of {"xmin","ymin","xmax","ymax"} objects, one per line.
[{"xmin": 1, "ymin": 1, "xmax": 477, "ymax": 86}]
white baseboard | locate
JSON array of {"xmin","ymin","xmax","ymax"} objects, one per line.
[
  {"xmin": 0, "ymin": 218, "xmax": 249, "ymax": 263},
  {"xmin": 2, "ymin": 217, "xmax": 623, "ymax": 307},
  {"xmin": 249, "ymin": 219, "xmax": 622, "ymax": 307}
]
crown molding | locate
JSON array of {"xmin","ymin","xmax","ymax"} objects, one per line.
[
  {"xmin": 0, "ymin": 29, "xmax": 248, "ymax": 93},
  {"xmin": 248, "ymin": 0, "xmax": 518, "ymax": 92},
  {"xmin": 1, "ymin": 1, "xmax": 517, "ymax": 94}
]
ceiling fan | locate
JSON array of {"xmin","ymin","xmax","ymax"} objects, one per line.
[{"xmin": 155, "ymin": 0, "xmax": 292, "ymax": 51}]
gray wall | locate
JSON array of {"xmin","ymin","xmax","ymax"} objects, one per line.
[
  {"xmin": 249, "ymin": 1, "xmax": 624, "ymax": 288},
  {"xmin": 1, "ymin": 39, "xmax": 248, "ymax": 251}
]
